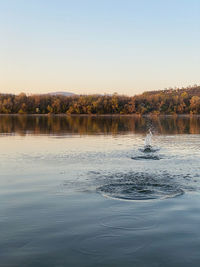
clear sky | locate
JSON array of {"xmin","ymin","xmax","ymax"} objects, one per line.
[{"xmin": 0, "ymin": 0, "xmax": 200, "ymax": 95}]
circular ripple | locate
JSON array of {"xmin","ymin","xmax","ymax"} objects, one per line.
[
  {"xmin": 139, "ymin": 146, "xmax": 160, "ymax": 153},
  {"xmin": 131, "ymin": 155, "xmax": 160, "ymax": 160},
  {"xmin": 98, "ymin": 183, "xmax": 184, "ymax": 201},
  {"xmin": 100, "ymin": 213, "xmax": 157, "ymax": 231},
  {"xmin": 73, "ymin": 232, "xmax": 149, "ymax": 257}
]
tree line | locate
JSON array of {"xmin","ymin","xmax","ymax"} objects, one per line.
[{"xmin": 0, "ymin": 85, "xmax": 200, "ymax": 114}]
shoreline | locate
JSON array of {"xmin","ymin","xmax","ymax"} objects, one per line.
[{"xmin": 0, "ymin": 113, "xmax": 199, "ymax": 117}]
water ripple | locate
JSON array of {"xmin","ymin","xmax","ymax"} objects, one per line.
[
  {"xmin": 100, "ymin": 213, "xmax": 157, "ymax": 231},
  {"xmin": 96, "ymin": 172, "xmax": 185, "ymax": 201},
  {"xmin": 98, "ymin": 183, "xmax": 184, "ymax": 200}
]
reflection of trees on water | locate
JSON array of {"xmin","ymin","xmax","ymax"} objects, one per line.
[{"xmin": 0, "ymin": 115, "xmax": 200, "ymax": 135}]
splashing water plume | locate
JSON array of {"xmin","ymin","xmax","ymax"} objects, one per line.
[
  {"xmin": 143, "ymin": 130, "xmax": 153, "ymax": 152},
  {"xmin": 145, "ymin": 130, "xmax": 152, "ymax": 146}
]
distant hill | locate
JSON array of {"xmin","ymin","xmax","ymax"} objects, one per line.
[{"xmin": 48, "ymin": 91, "xmax": 75, "ymax": 96}]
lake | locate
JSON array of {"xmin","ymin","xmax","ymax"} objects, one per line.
[{"xmin": 0, "ymin": 115, "xmax": 200, "ymax": 267}]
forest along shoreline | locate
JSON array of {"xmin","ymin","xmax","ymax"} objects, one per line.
[{"xmin": 0, "ymin": 85, "xmax": 200, "ymax": 115}]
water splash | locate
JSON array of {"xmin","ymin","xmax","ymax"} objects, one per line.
[
  {"xmin": 144, "ymin": 130, "xmax": 153, "ymax": 152},
  {"xmin": 132, "ymin": 130, "xmax": 160, "ymax": 159},
  {"xmin": 145, "ymin": 130, "xmax": 152, "ymax": 146}
]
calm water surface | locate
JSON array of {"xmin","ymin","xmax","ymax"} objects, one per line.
[{"xmin": 0, "ymin": 115, "xmax": 200, "ymax": 267}]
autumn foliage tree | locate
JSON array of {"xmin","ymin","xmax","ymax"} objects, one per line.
[{"xmin": 0, "ymin": 85, "xmax": 200, "ymax": 114}]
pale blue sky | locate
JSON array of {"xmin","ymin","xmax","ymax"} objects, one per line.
[{"xmin": 0, "ymin": 0, "xmax": 200, "ymax": 95}]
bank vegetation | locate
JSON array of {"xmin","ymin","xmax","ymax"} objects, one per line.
[{"xmin": 0, "ymin": 85, "xmax": 200, "ymax": 115}]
